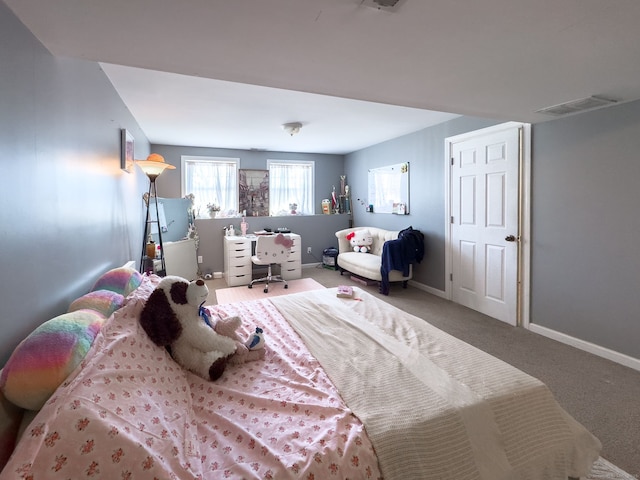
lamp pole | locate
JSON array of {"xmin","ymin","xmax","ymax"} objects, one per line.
[
  {"xmin": 135, "ymin": 154, "xmax": 175, "ymax": 276},
  {"xmin": 139, "ymin": 174, "xmax": 167, "ymax": 276}
]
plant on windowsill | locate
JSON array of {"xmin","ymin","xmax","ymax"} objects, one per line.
[{"xmin": 207, "ymin": 203, "xmax": 221, "ymax": 218}]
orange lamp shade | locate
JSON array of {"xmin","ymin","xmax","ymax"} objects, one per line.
[{"xmin": 135, "ymin": 153, "xmax": 175, "ymax": 177}]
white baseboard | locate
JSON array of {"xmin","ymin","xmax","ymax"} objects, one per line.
[
  {"xmin": 528, "ymin": 323, "xmax": 640, "ymax": 373},
  {"xmin": 408, "ymin": 279, "xmax": 448, "ymax": 299},
  {"xmin": 411, "ymin": 277, "xmax": 640, "ymax": 373},
  {"xmin": 302, "ymin": 262, "xmax": 322, "ymax": 269}
]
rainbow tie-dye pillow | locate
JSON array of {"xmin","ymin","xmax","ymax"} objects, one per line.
[
  {"xmin": 68, "ymin": 289, "xmax": 125, "ymax": 318},
  {"xmin": 0, "ymin": 266, "xmax": 144, "ymax": 470},
  {"xmin": 0, "ymin": 310, "xmax": 104, "ymax": 410},
  {"xmin": 91, "ymin": 266, "xmax": 143, "ymax": 297},
  {"xmin": 0, "ymin": 266, "xmax": 143, "ymax": 411}
]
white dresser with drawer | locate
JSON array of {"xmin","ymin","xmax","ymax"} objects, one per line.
[
  {"xmin": 280, "ymin": 234, "xmax": 302, "ymax": 280},
  {"xmin": 223, "ymin": 234, "xmax": 301, "ymax": 286}
]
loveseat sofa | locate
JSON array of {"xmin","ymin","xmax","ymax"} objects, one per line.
[{"xmin": 335, "ymin": 227, "xmax": 412, "ymax": 294}]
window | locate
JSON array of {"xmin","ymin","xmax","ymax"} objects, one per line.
[
  {"xmin": 267, "ymin": 160, "xmax": 315, "ymax": 215},
  {"xmin": 181, "ymin": 156, "xmax": 239, "ymax": 217}
]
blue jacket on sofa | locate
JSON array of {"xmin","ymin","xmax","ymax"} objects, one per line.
[{"xmin": 380, "ymin": 227, "xmax": 425, "ymax": 295}]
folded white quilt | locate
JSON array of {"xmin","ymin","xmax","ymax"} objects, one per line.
[{"xmin": 271, "ymin": 287, "xmax": 601, "ymax": 480}]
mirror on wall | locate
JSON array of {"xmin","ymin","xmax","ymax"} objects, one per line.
[{"xmin": 367, "ymin": 162, "xmax": 409, "ymax": 214}]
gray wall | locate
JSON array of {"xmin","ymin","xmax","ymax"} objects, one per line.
[
  {"xmin": 531, "ymin": 101, "xmax": 640, "ymax": 359},
  {"xmin": 345, "ymin": 117, "xmax": 498, "ymax": 290},
  {"xmin": 345, "ymin": 103, "xmax": 640, "ymax": 360},
  {"xmin": 0, "ymin": 3, "xmax": 150, "ymax": 363},
  {"xmin": 150, "ymin": 145, "xmax": 350, "ymax": 274}
]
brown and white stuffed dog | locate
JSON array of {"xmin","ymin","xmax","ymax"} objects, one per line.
[{"xmin": 139, "ymin": 276, "xmax": 237, "ymax": 381}]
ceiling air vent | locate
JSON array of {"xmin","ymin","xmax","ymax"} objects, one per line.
[
  {"xmin": 360, "ymin": 0, "xmax": 403, "ymax": 11},
  {"xmin": 536, "ymin": 95, "xmax": 617, "ymax": 116}
]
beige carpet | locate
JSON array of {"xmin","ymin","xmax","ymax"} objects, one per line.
[{"xmin": 215, "ymin": 278, "xmax": 325, "ymax": 304}]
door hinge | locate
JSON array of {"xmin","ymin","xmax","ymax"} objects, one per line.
[
  {"xmin": 451, "ymin": 157, "xmax": 454, "ymax": 166},
  {"xmin": 450, "ymin": 273, "xmax": 453, "ymax": 281},
  {"xmin": 450, "ymin": 216, "xmax": 454, "ymax": 224}
]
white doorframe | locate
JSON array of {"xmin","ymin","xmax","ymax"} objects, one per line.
[{"xmin": 444, "ymin": 122, "xmax": 531, "ymax": 328}]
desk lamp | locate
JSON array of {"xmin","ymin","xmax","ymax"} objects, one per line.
[{"xmin": 136, "ymin": 153, "xmax": 175, "ymax": 276}]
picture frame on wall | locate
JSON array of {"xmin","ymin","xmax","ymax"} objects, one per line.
[
  {"xmin": 120, "ymin": 128, "xmax": 134, "ymax": 172},
  {"xmin": 239, "ymin": 169, "xmax": 269, "ymax": 216}
]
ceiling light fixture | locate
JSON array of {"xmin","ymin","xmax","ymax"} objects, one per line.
[{"xmin": 282, "ymin": 122, "xmax": 302, "ymax": 136}]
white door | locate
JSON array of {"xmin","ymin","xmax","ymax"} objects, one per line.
[{"xmin": 449, "ymin": 126, "xmax": 520, "ymax": 325}]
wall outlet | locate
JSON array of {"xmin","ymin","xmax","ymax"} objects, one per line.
[
  {"xmin": 197, "ymin": 255, "xmax": 203, "ymax": 264},
  {"xmin": 307, "ymin": 247, "xmax": 312, "ymax": 254}
]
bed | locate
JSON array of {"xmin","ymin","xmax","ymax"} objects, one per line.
[{"xmin": 0, "ymin": 274, "xmax": 601, "ymax": 479}]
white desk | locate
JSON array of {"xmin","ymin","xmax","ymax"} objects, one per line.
[{"xmin": 223, "ymin": 234, "xmax": 301, "ymax": 287}]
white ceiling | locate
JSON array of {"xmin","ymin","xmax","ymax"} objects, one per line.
[
  {"xmin": 6, "ymin": 0, "xmax": 640, "ymax": 154},
  {"xmin": 98, "ymin": 63, "xmax": 459, "ymax": 154}
]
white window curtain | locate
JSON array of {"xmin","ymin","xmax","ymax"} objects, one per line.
[
  {"xmin": 182, "ymin": 156, "xmax": 238, "ymax": 217},
  {"xmin": 268, "ymin": 160, "xmax": 314, "ymax": 215}
]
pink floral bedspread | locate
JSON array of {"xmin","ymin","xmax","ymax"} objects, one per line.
[{"xmin": 1, "ymin": 276, "xmax": 381, "ymax": 479}]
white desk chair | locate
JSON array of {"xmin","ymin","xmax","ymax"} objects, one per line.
[{"xmin": 248, "ymin": 234, "xmax": 293, "ymax": 293}]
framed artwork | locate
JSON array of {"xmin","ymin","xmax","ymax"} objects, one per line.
[
  {"xmin": 120, "ymin": 129, "xmax": 134, "ymax": 172},
  {"xmin": 239, "ymin": 169, "xmax": 269, "ymax": 216}
]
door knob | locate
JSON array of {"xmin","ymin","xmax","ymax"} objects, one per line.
[{"xmin": 505, "ymin": 235, "xmax": 517, "ymax": 242}]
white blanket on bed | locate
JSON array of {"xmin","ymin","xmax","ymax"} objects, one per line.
[{"xmin": 271, "ymin": 287, "xmax": 601, "ymax": 480}]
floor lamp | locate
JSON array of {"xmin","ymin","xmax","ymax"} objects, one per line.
[{"xmin": 135, "ymin": 153, "xmax": 175, "ymax": 276}]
